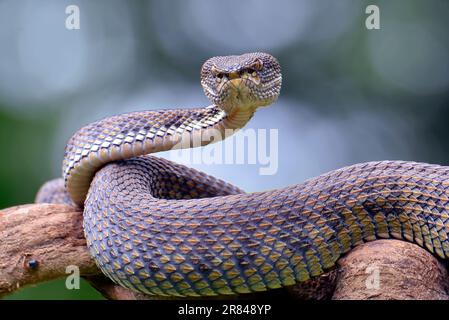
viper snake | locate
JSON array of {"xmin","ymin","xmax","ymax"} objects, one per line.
[{"xmin": 36, "ymin": 52, "xmax": 449, "ymax": 297}]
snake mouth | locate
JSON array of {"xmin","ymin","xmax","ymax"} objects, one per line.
[
  {"xmin": 216, "ymin": 72, "xmax": 260, "ymax": 92},
  {"xmin": 216, "ymin": 77, "xmax": 260, "ymax": 114}
]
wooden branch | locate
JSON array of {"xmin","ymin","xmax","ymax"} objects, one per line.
[
  {"xmin": 0, "ymin": 204, "xmax": 145, "ymax": 299},
  {"xmin": 288, "ymin": 240, "xmax": 449, "ymax": 300},
  {"xmin": 1, "ymin": 204, "xmax": 448, "ymax": 300},
  {"xmin": 332, "ymin": 240, "xmax": 449, "ymax": 300}
]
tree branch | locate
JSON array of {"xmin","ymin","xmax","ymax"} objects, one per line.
[
  {"xmin": 1, "ymin": 204, "xmax": 448, "ymax": 300},
  {"xmin": 332, "ymin": 239, "xmax": 449, "ymax": 299},
  {"xmin": 0, "ymin": 204, "xmax": 144, "ymax": 299}
]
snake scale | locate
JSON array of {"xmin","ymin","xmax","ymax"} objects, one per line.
[{"xmin": 36, "ymin": 52, "xmax": 449, "ymax": 297}]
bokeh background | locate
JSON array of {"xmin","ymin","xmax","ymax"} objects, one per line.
[{"xmin": 1, "ymin": 0, "xmax": 449, "ymax": 299}]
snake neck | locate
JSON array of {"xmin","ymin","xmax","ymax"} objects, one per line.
[
  {"xmin": 221, "ymin": 105, "xmax": 256, "ymax": 130},
  {"xmin": 63, "ymin": 105, "xmax": 257, "ymax": 206}
]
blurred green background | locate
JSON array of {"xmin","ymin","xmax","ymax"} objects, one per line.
[{"xmin": 1, "ymin": 0, "xmax": 449, "ymax": 299}]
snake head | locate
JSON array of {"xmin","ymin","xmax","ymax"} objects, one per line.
[{"xmin": 201, "ymin": 52, "xmax": 282, "ymax": 114}]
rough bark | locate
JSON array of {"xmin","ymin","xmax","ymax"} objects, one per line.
[
  {"xmin": 1, "ymin": 204, "xmax": 448, "ymax": 300},
  {"xmin": 332, "ymin": 240, "xmax": 449, "ymax": 300},
  {"xmin": 0, "ymin": 204, "xmax": 142, "ymax": 299}
]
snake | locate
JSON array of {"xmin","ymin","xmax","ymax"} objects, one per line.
[{"xmin": 35, "ymin": 52, "xmax": 449, "ymax": 297}]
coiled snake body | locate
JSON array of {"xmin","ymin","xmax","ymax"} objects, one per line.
[{"xmin": 36, "ymin": 53, "xmax": 449, "ymax": 297}]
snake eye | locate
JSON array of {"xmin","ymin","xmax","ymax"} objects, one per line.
[
  {"xmin": 211, "ymin": 65, "xmax": 222, "ymax": 77},
  {"xmin": 251, "ymin": 58, "xmax": 264, "ymax": 71},
  {"xmin": 211, "ymin": 66, "xmax": 226, "ymax": 82}
]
